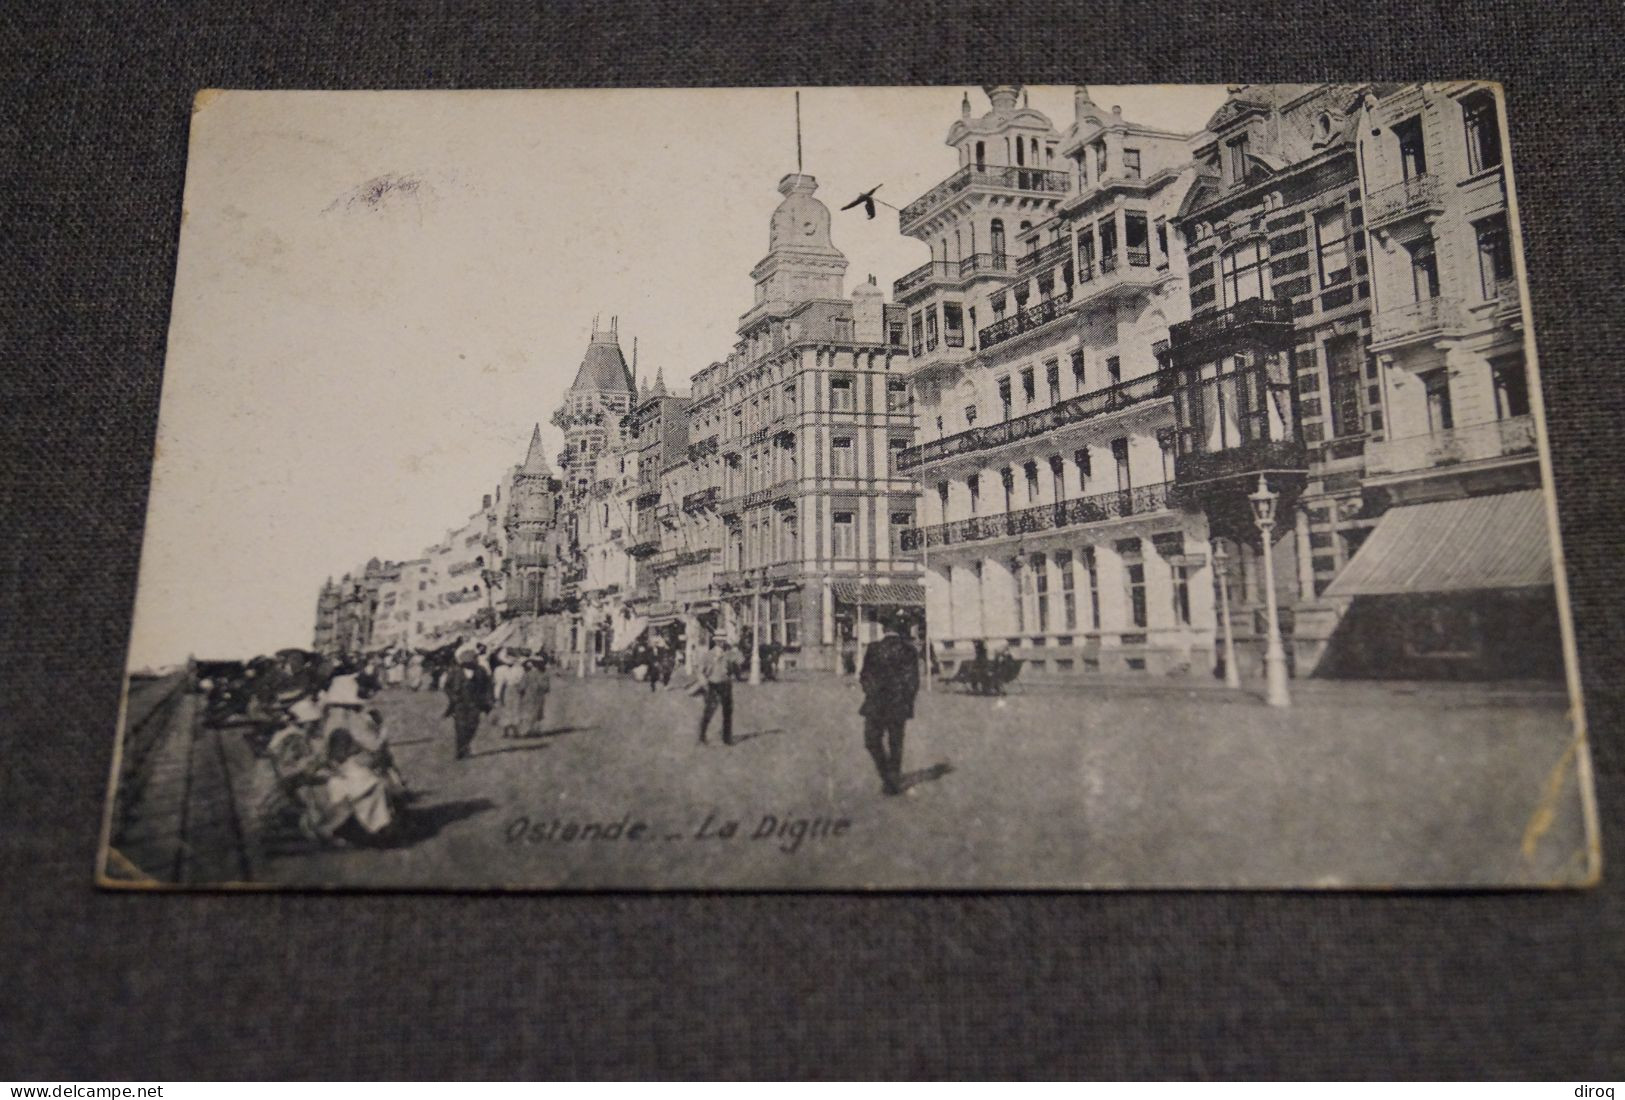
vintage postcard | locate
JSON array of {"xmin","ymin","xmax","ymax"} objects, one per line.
[{"xmin": 101, "ymin": 84, "xmax": 1600, "ymax": 890}]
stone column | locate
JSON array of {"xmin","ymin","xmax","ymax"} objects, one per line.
[
  {"xmin": 981, "ymin": 555, "xmax": 1020, "ymax": 638},
  {"xmin": 1093, "ymin": 541, "xmax": 1130, "ymax": 636}
]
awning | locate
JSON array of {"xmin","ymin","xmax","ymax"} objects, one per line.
[
  {"xmin": 478, "ymin": 620, "xmax": 520, "ymax": 651},
  {"xmin": 832, "ymin": 580, "xmax": 927, "ymax": 606},
  {"xmin": 1325, "ymin": 489, "xmax": 1553, "ymax": 597}
]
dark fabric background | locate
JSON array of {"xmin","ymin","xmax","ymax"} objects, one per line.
[{"xmin": 2, "ymin": 0, "xmax": 1622, "ymax": 1080}]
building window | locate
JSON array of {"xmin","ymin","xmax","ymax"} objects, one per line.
[
  {"xmin": 1220, "ymin": 240, "xmax": 1269, "ymax": 305},
  {"xmin": 1074, "ymin": 446, "xmax": 1092, "ymax": 488},
  {"xmin": 888, "ymin": 437, "xmax": 907, "ymax": 475},
  {"xmin": 1493, "ymin": 353, "xmax": 1530, "ymax": 419},
  {"xmin": 1171, "ymin": 563, "xmax": 1192, "ymax": 626},
  {"xmin": 1112, "ymin": 437, "xmax": 1132, "ymax": 492},
  {"xmin": 936, "ymin": 480, "xmax": 949, "ymax": 519},
  {"xmin": 1083, "ymin": 548, "xmax": 1100, "ymax": 629},
  {"xmin": 1076, "ymin": 229, "xmax": 1095, "ymax": 282},
  {"xmin": 1045, "ymin": 359, "xmax": 1060, "ymax": 403},
  {"xmin": 1020, "ymin": 367, "xmax": 1036, "ymax": 405},
  {"xmin": 1227, "ymin": 135, "xmax": 1250, "ymax": 186},
  {"xmin": 990, "ymin": 218, "xmax": 1007, "ymax": 261},
  {"xmin": 1092, "ymin": 141, "xmax": 1107, "ymax": 178},
  {"xmin": 1024, "ymin": 460, "xmax": 1040, "ymax": 502},
  {"xmin": 1123, "ymin": 148, "xmax": 1142, "ymax": 180},
  {"xmin": 1125, "ymin": 212, "xmax": 1150, "ymax": 266},
  {"xmin": 1155, "ymin": 219, "xmax": 1169, "ymax": 266},
  {"xmin": 1461, "ymin": 89, "xmax": 1503, "ymax": 175},
  {"xmin": 1326, "ymin": 335, "xmax": 1363, "ymax": 439},
  {"xmin": 991, "ymin": 292, "xmax": 1007, "ymax": 320},
  {"xmin": 910, "ymin": 314, "xmax": 924, "ymax": 355},
  {"xmin": 1409, "ymin": 238, "xmax": 1440, "ymax": 301},
  {"xmin": 1106, "ymin": 356, "xmax": 1122, "ymax": 387},
  {"xmin": 1071, "ymin": 349, "xmax": 1085, "ymax": 388},
  {"xmin": 1033, "ymin": 551, "xmax": 1050, "ymax": 632},
  {"xmin": 925, "ymin": 310, "xmax": 939, "ymax": 351},
  {"xmin": 943, "ymin": 302, "xmax": 964, "ymax": 347},
  {"xmin": 1099, "ymin": 218, "xmax": 1119, "ymax": 272},
  {"xmin": 1126, "ymin": 560, "xmax": 1148, "ymax": 628},
  {"xmin": 832, "ymin": 512, "xmax": 855, "ymax": 558},
  {"xmin": 831, "ymin": 436, "xmax": 855, "ymax": 476},
  {"xmin": 889, "ymin": 511, "xmax": 912, "ymax": 555},
  {"xmin": 830, "ymin": 376, "xmax": 854, "ymax": 412},
  {"xmin": 1056, "ymin": 549, "xmax": 1077, "ymax": 630},
  {"xmin": 886, "ymin": 378, "xmax": 909, "ymax": 412},
  {"xmin": 1315, "ymin": 206, "xmax": 1351, "ymax": 287},
  {"xmin": 1013, "ymin": 557, "xmax": 1028, "ymax": 633},
  {"xmin": 967, "ymin": 474, "xmax": 980, "ymax": 513},
  {"xmin": 1395, "ymin": 115, "xmax": 1427, "ymax": 179},
  {"xmin": 998, "ymin": 377, "xmax": 1013, "ymax": 420},
  {"xmin": 964, "ymin": 404, "xmax": 978, "ymax": 426},
  {"xmin": 1423, "ymin": 369, "xmax": 1454, "ymax": 432},
  {"xmin": 1475, "ymin": 213, "xmax": 1513, "ymax": 299}
]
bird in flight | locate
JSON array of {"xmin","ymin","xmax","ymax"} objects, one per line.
[{"xmin": 840, "ymin": 185, "xmax": 895, "ymax": 220}]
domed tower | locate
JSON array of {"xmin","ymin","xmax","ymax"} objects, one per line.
[
  {"xmin": 550, "ymin": 317, "xmax": 637, "ymax": 495},
  {"xmin": 740, "ymin": 173, "xmax": 849, "ymax": 336}
]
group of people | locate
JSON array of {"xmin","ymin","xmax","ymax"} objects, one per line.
[
  {"xmin": 441, "ymin": 645, "xmax": 555, "ymax": 760},
  {"xmin": 677, "ymin": 619, "xmax": 923, "ymax": 797},
  {"xmin": 260, "ymin": 657, "xmax": 410, "ymax": 847}
]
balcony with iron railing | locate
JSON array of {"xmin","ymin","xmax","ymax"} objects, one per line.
[
  {"xmin": 1369, "ymin": 295, "xmax": 1467, "ymax": 353},
  {"xmin": 681, "ymin": 486, "xmax": 720, "ymax": 512},
  {"xmin": 892, "ymin": 252, "xmax": 1021, "ymax": 299},
  {"xmin": 1163, "ymin": 298, "xmax": 1297, "ymax": 368},
  {"xmin": 1016, "ymin": 238, "xmax": 1071, "ymax": 274},
  {"xmin": 1073, "ymin": 248, "xmax": 1162, "ymax": 309},
  {"xmin": 507, "ymin": 552, "xmax": 550, "ymax": 570},
  {"xmin": 977, "ymin": 291, "xmax": 1073, "ymax": 351},
  {"xmin": 1365, "ymin": 415, "xmax": 1537, "ymax": 479},
  {"xmin": 898, "ymin": 369, "xmax": 1175, "ymax": 472},
  {"xmin": 1365, "ymin": 173, "xmax": 1446, "ymax": 230},
  {"xmin": 899, "ymin": 164, "xmax": 1072, "ymax": 229},
  {"xmin": 898, "ymin": 482, "xmax": 1173, "ymax": 552}
]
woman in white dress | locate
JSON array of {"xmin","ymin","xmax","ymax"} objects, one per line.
[{"xmin": 491, "ymin": 649, "xmax": 526, "ymax": 739}]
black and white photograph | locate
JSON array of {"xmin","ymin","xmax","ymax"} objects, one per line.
[{"xmin": 100, "ymin": 82, "xmax": 1600, "ymax": 891}]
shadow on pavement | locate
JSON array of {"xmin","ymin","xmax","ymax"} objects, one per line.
[
  {"xmin": 384, "ymin": 797, "xmax": 496, "ymax": 846},
  {"xmin": 730, "ymin": 727, "xmax": 790, "ymax": 743},
  {"xmin": 898, "ymin": 762, "xmax": 954, "ymax": 792}
]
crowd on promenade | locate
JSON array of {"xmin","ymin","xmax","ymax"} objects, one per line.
[{"xmin": 193, "ymin": 614, "xmax": 944, "ymax": 857}]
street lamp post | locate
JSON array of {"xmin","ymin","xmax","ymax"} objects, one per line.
[
  {"xmin": 1247, "ymin": 475, "xmax": 1292, "ymax": 708},
  {"xmin": 1211, "ymin": 539, "xmax": 1242, "ymax": 689}
]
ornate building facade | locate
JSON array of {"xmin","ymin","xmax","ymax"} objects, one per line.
[{"xmin": 899, "ymin": 85, "xmax": 1218, "ymax": 678}]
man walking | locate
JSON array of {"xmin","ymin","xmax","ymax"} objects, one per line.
[
  {"xmin": 696, "ymin": 635, "xmax": 740, "ymax": 746},
  {"xmin": 443, "ymin": 647, "xmax": 493, "ymax": 760},
  {"xmin": 859, "ymin": 614, "xmax": 920, "ymax": 796}
]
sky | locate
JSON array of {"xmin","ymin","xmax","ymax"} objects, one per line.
[{"xmin": 128, "ymin": 84, "xmax": 1227, "ymax": 669}]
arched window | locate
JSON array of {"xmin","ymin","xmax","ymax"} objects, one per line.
[
  {"xmin": 990, "ymin": 219, "xmax": 1006, "ymax": 262},
  {"xmin": 975, "ymin": 141, "xmax": 985, "ymax": 170},
  {"xmin": 1016, "ymin": 137, "xmax": 1025, "ymax": 166}
]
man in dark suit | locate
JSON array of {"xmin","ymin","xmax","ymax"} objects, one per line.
[
  {"xmin": 859, "ymin": 614, "xmax": 921, "ymax": 796},
  {"xmin": 443, "ymin": 647, "xmax": 493, "ymax": 760}
]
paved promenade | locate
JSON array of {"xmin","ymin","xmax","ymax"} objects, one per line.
[{"xmin": 205, "ymin": 670, "xmax": 1593, "ymax": 891}]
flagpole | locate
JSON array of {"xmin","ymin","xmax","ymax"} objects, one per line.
[{"xmin": 795, "ymin": 90, "xmax": 803, "ymax": 174}]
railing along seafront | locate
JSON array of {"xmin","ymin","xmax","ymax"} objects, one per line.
[
  {"xmin": 899, "ymin": 482, "xmax": 1173, "ymax": 551},
  {"xmin": 899, "ymin": 164, "xmax": 1071, "ymax": 224},
  {"xmin": 898, "ymin": 369, "xmax": 1173, "ymax": 472}
]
